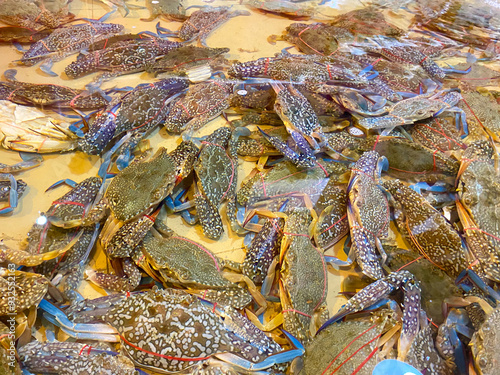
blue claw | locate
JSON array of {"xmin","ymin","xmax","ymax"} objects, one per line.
[
  {"xmin": 324, "ymin": 255, "xmax": 353, "ymax": 268},
  {"xmin": 244, "ymin": 232, "xmax": 256, "ymax": 247},
  {"xmin": 45, "ymin": 179, "xmax": 77, "ymax": 192},
  {"xmin": 372, "ymin": 359, "xmax": 423, "ymax": 375},
  {"xmin": 3, "ymin": 69, "xmax": 17, "ymax": 81},
  {"xmin": 13, "ymin": 42, "xmax": 28, "ymax": 52},
  {"xmin": 69, "ymin": 123, "xmax": 85, "ymax": 138},
  {"xmin": 0, "ymin": 174, "xmax": 17, "ymax": 214},
  {"xmin": 443, "ymin": 64, "xmax": 472, "ymax": 75},
  {"xmin": 39, "ymin": 299, "xmax": 118, "ymax": 341},
  {"xmin": 80, "ymin": 9, "xmax": 116, "ymax": 22},
  {"xmin": 156, "ymin": 22, "xmax": 176, "ymax": 36},
  {"xmin": 409, "ymin": 182, "xmax": 447, "ymax": 194},
  {"xmin": 456, "ymin": 269, "xmax": 500, "ymax": 305},
  {"xmin": 397, "ymin": 91, "xmax": 418, "ymax": 98},
  {"xmin": 40, "ymin": 60, "xmax": 57, "ymax": 76},
  {"xmin": 137, "ymin": 30, "xmax": 160, "ymax": 38}
]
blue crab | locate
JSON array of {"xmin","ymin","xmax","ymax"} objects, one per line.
[
  {"xmin": 19, "ymin": 341, "xmax": 138, "ymax": 375},
  {"xmin": 79, "ymin": 78, "xmax": 188, "ymax": 155},
  {"xmin": 317, "ymin": 270, "xmax": 427, "ymax": 365},
  {"xmin": 41, "ymin": 288, "xmax": 303, "ymax": 373},
  {"xmin": 347, "ymin": 151, "xmax": 390, "ymax": 280},
  {"xmin": 21, "ymin": 18, "xmax": 124, "ymax": 75},
  {"xmin": 45, "ymin": 177, "xmax": 102, "ymax": 228},
  {"xmin": 1, "ymin": 69, "xmax": 109, "ymax": 110},
  {"xmin": 279, "ymin": 207, "xmax": 329, "ymax": 344},
  {"xmin": 64, "ymin": 36, "xmax": 182, "ymax": 81},
  {"xmin": 0, "ymin": 0, "xmax": 73, "ymax": 31},
  {"xmin": 193, "ymin": 127, "xmax": 242, "ymax": 240},
  {"xmin": 0, "ymin": 268, "xmax": 49, "ymax": 316},
  {"xmin": 134, "ymin": 230, "xmax": 253, "ymax": 309},
  {"xmin": 383, "ymin": 179, "xmax": 468, "ymax": 278},
  {"xmin": 162, "ymin": 6, "xmax": 250, "ymax": 46},
  {"xmin": 163, "ymin": 78, "xmax": 234, "ymax": 134},
  {"xmin": 88, "ymin": 142, "xmax": 197, "ymax": 224},
  {"xmin": 228, "ymin": 52, "xmax": 400, "ymax": 101},
  {"xmin": 357, "ymin": 89, "xmax": 468, "ymax": 137},
  {"xmin": 258, "ymin": 82, "xmax": 331, "ymax": 168}
]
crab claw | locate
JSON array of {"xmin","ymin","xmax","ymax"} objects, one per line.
[
  {"xmin": 40, "ymin": 59, "xmax": 57, "ymax": 77},
  {"xmin": 215, "ymin": 330, "xmax": 304, "ymax": 371},
  {"xmin": 39, "ymin": 299, "xmax": 120, "ymax": 342},
  {"xmin": 3, "ymin": 69, "xmax": 18, "ymax": 81},
  {"xmin": 373, "ymin": 359, "xmax": 423, "ymax": 375},
  {"xmin": 257, "ymin": 127, "xmax": 316, "ymax": 168},
  {"xmin": 155, "ymin": 22, "xmax": 177, "ymax": 36},
  {"xmin": 443, "ymin": 64, "xmax": 472, "ymax": 75},
  {"xmin": 0, "ymin": 174, "xmax": 18, "ymax": 214},
  {"xmin": 45, "ymin": 179, "xmax": 78, "ymax": 192}
]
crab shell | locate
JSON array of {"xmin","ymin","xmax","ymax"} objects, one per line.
[
  {"xmin": 105, "ymin": 148, "xmax": 178, "ymax": 222},
  {"xmin": 470, "ymin": 307, "xmax": 500, "ymax": 375}
]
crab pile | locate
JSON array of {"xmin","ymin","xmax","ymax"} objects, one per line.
[{"xmin": 1, "ymin": 0, "xmax": 500, "ymax": 374}]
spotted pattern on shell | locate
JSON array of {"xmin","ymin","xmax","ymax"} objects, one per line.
[
  {"xmin": 141, "ymin": 232, "xmax": 251, "ymax": 309},
  {"xmin": 384, "ymin": 179, "xmax": 468, "ymax": 278},
  {"xmin": 19, "ymin": 341, "xmax": 137, "ymax": 375},
  {"xmin": 242, "ymin": 214, "xmax": 284, "ymax": 284},
  {"xmin": 348, "ymin": 151, "xmax": 389, "ymax": 280},
  {"xmin": 48, "ymin": 177, "xmax": 102, "ymax": 228},
  {"xmin": 0, "ymin": 269, "xmax": 48, "ymax": 315},
  {"xmin": 178, "ymin": 7, "xmax": 250, "ymax": 43},
  {"xmin": 281, "ymin": 207, "xmax": 328, "ymax": 343},
  {"xmin": 105, "ymin": 148, "xmax": 177, "ymax": 222},
  {"xmin": 471, "ymin": 307, "xmax": 500, "ymax": 375},
  {"xmin": 103, "ymin": 289, "xmax": 241, "ymax": 372},
  {"xmin": 22, "ymin": 22, "xmax": 124, "ymax": 65},
  {"xmin": 88, "ymin": 258, "xmax": 141, "ymax": 292},
  {"xmin": 64, "ymin": 38, "xmax": 182, "ymax": 79},
  {"xmin": 406, "ymin": 324, "xmax": 455, "ymax": 375},
  {"xmin": 164, "ymin": 80, "xmax": 233, "ymax": 133}
]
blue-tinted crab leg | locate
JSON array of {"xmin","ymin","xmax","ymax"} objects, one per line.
[
  {"xmin": 409, "ymin": 182, "xmax": 447, "ymax": 194},
  {"xmin": 215, "ymin": 330, "xmax": 304, "ymax": 370},
  {"xmin": 155, "ymin": 22, "xmax": 177, "ymax": 36},
  {"xmin": 0, "ymin": 174, "xmax": 17, "ymax": 214},
  {"xmin": 39, "ymin": 300, "xmax": 119, "ymax": 341},
  {"xmin": 257, "ymin": 127, "xmax": 315, "ymax": 168},
  {"xmin": 456, "ymin": 269, "xmax": 500, "ymax": 305},
  {"xmin": 40, "ymin": 59, "xmax": 57, "ymax": 77},
  {"xmin": 373, "ymin": 359, "xmax": 423, "ymax": 375},
  {"xmin": 45, "ymin": 179, "xmax": 77, "ymax": 192},
  {"xmin": 0, "ymin": 152, "xmax": 42, "ymax": 173},
  {"xmin": 3, "ymin": 69, "xmax": 17, "ymax": 80},
  {"xmin": 442, "ymin": 64, "xmax": 472, "ymax": 74},
  {"xmin": 79, "ymin": 8, "xmax": 116, "ymax": 22},
  {"xmin": 12, "ymin": 42, "xmax": 28, "ymax": 52}
]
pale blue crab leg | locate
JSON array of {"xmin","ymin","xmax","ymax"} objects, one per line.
[
  {"xmin": 12, "ymin": 42, "xmax": 28, "ymax": 52},
  {"xmin": 442, "ymin": 64, "xmax": 472, "ymax": 75},
  {"xmin": 39, "ymin": 300, "xmax": 119, "ymax": 342},
  {"xmin": 215, "ymin": 330, "xmax": 304, "ymax": 371},
  {"xmin": 45, "ymin": 179, "xmax": 77, "ymax": 192},
  {"xmin": 40, "ymin": 59, "xmax": 57, "ymax": 77},
  {"xmin": 373, "ymin": 359, "xmax": 423, "ymax": 375},
  {"xmin": 0, "ymin": 174, "xmax": 17, "ymax": 214},
  {"xmin": 80, "ymin": 8, "xmax": 116, "ymax": 22},
  {"xmin": 3, "ymin": 69, "xmax": 17, "ymax": 80}
]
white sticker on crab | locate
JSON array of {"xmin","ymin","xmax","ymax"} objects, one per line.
[
  {"xmin": 237, "ymin": 90, "xmax": 248, "ymax": 96},
  {"xmin": 348, "ymin": 126, "xmax": 365, "ymax": 137}
]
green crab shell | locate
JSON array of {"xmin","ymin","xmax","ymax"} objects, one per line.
[
  {"xmin": 105, "ymin": 148, "xmax": 176, "ymax": 222},
  {"xmin": 141, "ymin": 233, "xmax": 231, "ymax": 289}
]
